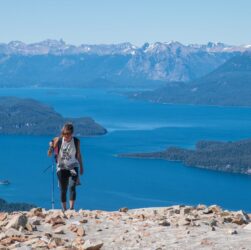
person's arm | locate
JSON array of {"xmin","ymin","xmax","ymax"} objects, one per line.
[
  {"xmin": 47, "ymin": 137, "xmax": 59, "ymax": 156},
  {"xmin": 77, "ymin": 140, "xmax": 84, "ymax": 175}
]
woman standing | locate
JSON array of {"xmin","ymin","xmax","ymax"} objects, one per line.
[{"xmin": 48, "ymin": 123, "xmax": 84, "ymax": 211}]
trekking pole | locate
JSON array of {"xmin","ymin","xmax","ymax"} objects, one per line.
[
  {"xmin": 51, "ymin": 152, "xmax": 55, "ymax": 209},
  {"xmin": 43, "ymin": 152, "xmax": 55, "ymax": 209}
]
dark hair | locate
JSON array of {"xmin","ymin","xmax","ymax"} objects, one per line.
[{"xmin": 61, "ymin": 123, "xmax": 74, "ymax": 134}]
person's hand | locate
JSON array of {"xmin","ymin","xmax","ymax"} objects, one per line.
[{"xmin": 48, "ymin": 141, "xmax": 54, "ymax": 156}]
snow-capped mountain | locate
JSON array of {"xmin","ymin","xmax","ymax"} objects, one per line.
[
  {"xmin": 0, "ymin": 40, "xmax": 138, "ymax": 55},
  {"xmin": 0, "ymin": 40, "xmax": 250, "ymax": 86},
  {"xmin": 0, "ymin": 40, "xmax": 250, "ymax": 56}
]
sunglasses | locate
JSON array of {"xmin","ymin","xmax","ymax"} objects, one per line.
[{"xmin": 62, "ymin": 132, "xmax": 71, "ymax": 136}]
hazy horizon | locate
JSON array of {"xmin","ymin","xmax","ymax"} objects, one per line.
[
  {"xmin": 1, "ymin": 39, "xmax": 250, "ymax": 47},
  {"xmin": 0, "ymin": 0, "xmax": 250, "ymax": 46}
]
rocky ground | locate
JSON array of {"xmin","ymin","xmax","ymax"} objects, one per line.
[{"xmin": 1, "ymin": 205, "xmax": 251, "ymax": 249}]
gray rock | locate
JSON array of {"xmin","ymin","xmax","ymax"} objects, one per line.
[
  {"xmin": 168, "ymin": 210, "xmax": 175, "ymax": 216},
  {"xmin": 182, "ymin": 206, "xmax": 193, "ymax": 215},
  {"xmin": 228, "ymin": 229, "xmax": 238, "ymax": 235},
  {"xmin": 83, "ymin": 239, "xmax": 104, "ymax": 250},
  {"xmin": 31, "ymin": 219, "xmax": 41, "ymax": 226},
  {"xmin": 158, "ymin": 220, "xmax": 171, "ymax": 226},
  {"xmin": 209, "ymin": 219, "xmax": 218, "ymax": 227},
  {"xmin": 54, "ymin": 226, "xmax": 65, "ymax": 234},
  {"xmin": 5, "ymin": 214, "xmax": 28, "ymax": 230},
  {"xmin": 203, "ymin": 208, "xmax": 213, "ymax": 214},
  {"xmin": 28, "ymin": 207, "xmax": 43, "ymax": 217},
  {"xmin": 223, "ymin": 217, "xmax": 233, "ymax": 223},
  {"xmin": 178, "ymin": 218, "xmax": 190, "ymax": 226},
  {"xmin": 119, "ymin": 207, "xmax": 129, "ymax": 213},
  {"xmin": 5, "ymin": 228, "xmax": 22, "ymax": 237},
  {"xmin": 209, "ymin": 205, "xmax": 222, "ymax": 214},
  {"xmin": 232, "ymin": 210, "xmax": 250, "ymax": 225}
]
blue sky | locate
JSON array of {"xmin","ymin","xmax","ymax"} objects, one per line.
[{"xmin": 0, "ymin": 0, "xmax": 250, "ymax": 46}]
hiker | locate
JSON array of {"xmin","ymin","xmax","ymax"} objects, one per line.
[{"xmin": 48, "ymin": 123, "xmax": 84, "ymax": 211}]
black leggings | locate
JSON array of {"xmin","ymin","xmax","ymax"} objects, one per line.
[{"xmin": 57, "ymin": 168, "xmax": 78, "ymax": 203}]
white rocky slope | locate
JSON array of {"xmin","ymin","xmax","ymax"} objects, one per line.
[{"xmin": 1, "ymin": 204, "xmax": 251, "ymax": 250}]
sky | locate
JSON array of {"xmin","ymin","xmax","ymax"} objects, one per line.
[{"xmin": 0, "ymin": 0, "xmax": 250, "ymax": 46}]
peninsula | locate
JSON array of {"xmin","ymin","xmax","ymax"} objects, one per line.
[
  {"xmin": 0, "ymin": 97, "xmax": 107, "ymax": 136},
  {"xmin": 119, "ymin": 138, "xmax": 251, "ymax": 175}
]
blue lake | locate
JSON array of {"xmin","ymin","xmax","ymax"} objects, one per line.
[{"xmin": 1, "ymin": 88, "xmax": 251, "ymax": 211}]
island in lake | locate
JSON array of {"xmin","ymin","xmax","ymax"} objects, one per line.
[
  {"xmin": 0, "ymin": 97, "xmax": 107, "ymax": 136},
  {"xmin": 0, "ymin": 198, "xmax": 35, "ymax": 212},
  {"xmin": 119, "ymin": 138, "xmax": 251, "ymax": 175}
]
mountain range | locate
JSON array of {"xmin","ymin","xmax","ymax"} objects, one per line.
[
  {"xmin": 0, "ymin": 40, "xmax": 250, "ymax": 87},
  {"xmin": 132, "ymin": 52, "xmax": 251, "ymax": 106},
  {"xmin": 2, "ymin": 40, "xmax": 250, "ymax": 56}
]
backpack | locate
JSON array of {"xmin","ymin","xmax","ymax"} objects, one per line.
[{"xmin": 55, "ymin": 136, "xmax": 79, "ymax": 163}]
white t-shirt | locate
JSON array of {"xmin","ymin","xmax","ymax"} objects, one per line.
[{"xmin": 57, "ymin": 137, "xmax": 79, "ymax": 168}]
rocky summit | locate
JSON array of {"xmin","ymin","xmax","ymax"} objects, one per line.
[{"xmin": 1, "ymin": 205, "xmax": 251, "ymax": 249}]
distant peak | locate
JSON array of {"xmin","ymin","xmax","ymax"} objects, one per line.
[
  {"xmin": 164, "ymin": 41, "xmax": 183, "ymax": 46},
  {"xmin": 143, "ymin": 41, "xmax": 185, "ymax": 53},
  {"xmin": 207, "ymin": 42, "xmax": 228, "ymax": 48},
  {"xmin": 8, "ymin": 41, "xmax": 26, "ymax": 47},
  {"xmin": 38, "ymin": 39, "xmax": 66, "ymax": 46}
]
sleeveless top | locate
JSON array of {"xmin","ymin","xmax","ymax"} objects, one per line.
[{"xmin": 57, "ymin": 137, "xmax": 79, "ymax": 171}]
